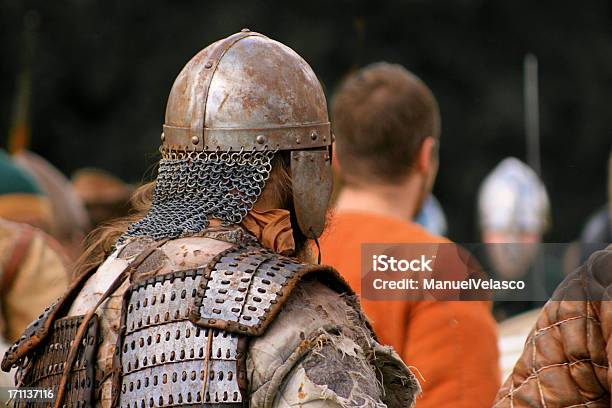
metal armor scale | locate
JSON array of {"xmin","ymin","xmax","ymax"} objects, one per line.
[{"xmin": 2, "ymin": 230, "xmax": 420, "ymax": 408}]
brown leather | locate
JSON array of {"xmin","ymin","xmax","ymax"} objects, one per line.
[{"xmin": 494, "ymin": 245, "xmax": 612, "ymax": 407}]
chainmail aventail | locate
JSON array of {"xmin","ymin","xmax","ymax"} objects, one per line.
[{"xmin": 122, "ymin": 148, "xmax": 275, "ymax": 241}]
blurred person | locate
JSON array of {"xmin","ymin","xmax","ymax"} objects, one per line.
[
  {"xmin": 493, "ymin": 245, "xmax": 611, "ymax": 407},
  {"xmin": 0, "ymin": 219, "xmax": 68, "ymax": 393},
  {"xmin": 478, "ymin": 157, "xmax": 563, "ymax": 320},
  {"xmin": 0, "ymin": 150, "xmax": 69, "ymax": 340},
  {"xmin": 0, "ymin": 219, "xmax": 68, "ymax": 341},
  {"xmin": 578, "ymin": 206, "xmax": 611, "ymax": 256},
  {"xmin": 0, "ymin": 149, "xmax": 53, "ymax": 231},
  {"xmin": 575, "ymin": 148, "xmax": 612, "ymax": 264},
  {"xmin": 2, "ymin": 32, "xmax": 419, "ymax": 408},
  {"xmin": 320, "ymin": 62, "xmax": 499, "ymax": 408},
  {"xmin": 415, "ymin": 194, "xmax": 448, "ymax": 236},
  {"xmin": 13, "ymin": 150, "xmax": 90, "ymax": 261},
  {"xmin": 478, "ymin": 157, "xmax": 550, "ymax": 248},
  {"xmin": 72, "ymin": 167, "xmax": 134, "ymax": 230},
  {"xmin": 478, "ymin": 158, "xmax": 565, "ymax": 380}
]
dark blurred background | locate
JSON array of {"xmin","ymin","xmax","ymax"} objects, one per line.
[{"xmin": 0, "ymin": 0, "xmax": 610, "ymax": 242}]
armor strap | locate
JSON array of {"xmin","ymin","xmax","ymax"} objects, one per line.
[
  {"xmin": 189, "ymin": 244, "xmax": 354, "ymax": 336},
  {"xmin": 53, "ymin": 238, "xmax": 169, "ymax": 408},
  {"xmin": 15, "ymin": 315, "xmax": 100, "ymax": 408}
]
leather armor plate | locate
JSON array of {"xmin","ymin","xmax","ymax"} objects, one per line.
[
  {"xmin": 16, "ymin": 315, "xmax": 99, "ymax": 408},
  {"xmin": 190, "ymin": 245, "xmax": 322, "ymax": 335},
  {"xmin": 116, "ymin": 268, "xmax": 247, "ymax": 408},
  {"xmin": 2, "ymin": 301, "xmax": 59, "ymax": 371}
]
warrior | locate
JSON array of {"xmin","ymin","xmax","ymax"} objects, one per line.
[
  {"xmin": 0, "ymin": 150, "xmax": 68, "ymax": 343},
  {"xmin": 320, "ymin": 62, "xmax": 499, "ymax": 408},
  {"xmin": 2, "ymin": 31, "xmax": 419, "ymax": 408},
  {"xmin": 477, "ymin": 157, "xmax": 560, "ymax": 320}
]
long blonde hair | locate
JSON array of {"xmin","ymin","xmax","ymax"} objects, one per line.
[{"xmin": 71, "ymin": 182, "xmax": 155, "ymax": 280}]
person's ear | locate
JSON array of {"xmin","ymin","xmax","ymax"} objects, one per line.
[{"xmin": 416, "ymin": 137, "xmax": 436, "ymax": 174}]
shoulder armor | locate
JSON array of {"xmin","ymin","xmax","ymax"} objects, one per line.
[{"xmin": 189, "ymin": 244, "xmax": 352, "ymax": 336}]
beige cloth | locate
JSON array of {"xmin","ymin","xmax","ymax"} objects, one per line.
[
  {"xmin": 0, "ymin": 219, "xmax": 68, "ymax": 342},
  {"xmin": 248, "ymin": 279, "xmax": 419, "ymax": 408}
]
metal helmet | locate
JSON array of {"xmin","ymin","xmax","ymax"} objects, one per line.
[
  {"xmin": 478, "ymin": 157, "xmax": 550, "ymax": 235},
  {"xmin": 125, "ymin": 30, "xmax": 332, "ymax": 241}
]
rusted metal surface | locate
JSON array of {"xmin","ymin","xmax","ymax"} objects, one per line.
[
  {"xmin": 114, "ymin": 268, "xmax": 246, "ymax": 408},
  {"xmin": 15, "ymin": 315, "xmax": 99, "ymax": 408},
  {"xmin": 163, "ymin": 123, "xmax": 331, "ymax": 152},
  {"xmin": 162, "ymin": 31, "xmax": 331, "ymax": 152},
  {"xmin": 290, "ymin": 149, "xmax": 333, "ymax": 238}
]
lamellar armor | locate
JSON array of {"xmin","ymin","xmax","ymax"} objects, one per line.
[{"xmin": 2, "ymin": 31, "xmax": 419, "ymax": 408}]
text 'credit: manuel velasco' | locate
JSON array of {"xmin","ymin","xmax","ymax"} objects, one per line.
[{"xmin": 361, "ymin": 243, "xmax": 546, "ymax": 301}]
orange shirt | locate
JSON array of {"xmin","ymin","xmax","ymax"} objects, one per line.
[{"xmin": 320, "ymin": 211, "xmax": 500, "ymax": 408}]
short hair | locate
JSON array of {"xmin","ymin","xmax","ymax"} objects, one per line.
[{"xmin": 332, "ymin": 62, "xmax": 440, "ymax": 184}]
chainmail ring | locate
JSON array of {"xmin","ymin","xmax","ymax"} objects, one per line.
[{"xmin": 123, "ymin": 148, "xmax": 275, "ymax": 241}]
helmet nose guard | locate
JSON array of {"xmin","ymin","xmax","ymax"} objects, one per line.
[{"xmin": 161, "ymin": 30, "xmax": 332, "ymax": 238}]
